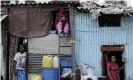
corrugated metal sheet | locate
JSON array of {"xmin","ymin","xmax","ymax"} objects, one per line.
[
  {"xmin": 1, "ymin": 0, "xmax": 79, "ymax": 6},
  {"xmin": 75, "ymin": 12, "xmax": 133, "ymax": 79}
]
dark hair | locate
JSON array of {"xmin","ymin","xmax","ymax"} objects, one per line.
[
  {"xmin": 110, "ymin": 55, "xmax": 117, "ymax": 61},
  {"xmin": 111, "ymin": 55, "xmax": 117, "ymax": 58}
]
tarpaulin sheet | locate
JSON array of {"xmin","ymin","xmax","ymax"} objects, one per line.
[{"xmin": 9, "ymin": 7, "xmax": 53, "ymax": 38}]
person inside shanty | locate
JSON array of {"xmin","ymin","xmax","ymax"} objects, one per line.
[{"xmin": 55, "ymin": 8, "xmax": 69, "ymax": 36}]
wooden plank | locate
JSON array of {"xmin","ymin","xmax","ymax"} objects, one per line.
[
  {"xmin": 101, "ymin": 45, "xmax": 124, "ymax": 51},
  {"xmin": 60, "ymin": 37, "xmax": 71, "ymax": 46},
  {"xmin": 60, "ymin": 47, "xmax": 71, "ymax": 55},
  {"xmin": 28, "ymin": 34, "xmax": 59, "ymax": 54}
]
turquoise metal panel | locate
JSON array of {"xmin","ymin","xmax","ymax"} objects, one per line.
[{"xmin": 75, "ymin": 12, "xmax": 133, "ymax": 79}]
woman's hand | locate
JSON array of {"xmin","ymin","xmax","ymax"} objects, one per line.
[{"xmin": 119, "ymin": 66, "xmax": 124, "ymax": 70}]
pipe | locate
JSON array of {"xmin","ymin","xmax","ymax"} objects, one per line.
[{"xmin": 69, "ymin": 5, "xmax": 76, "ymax": 80}]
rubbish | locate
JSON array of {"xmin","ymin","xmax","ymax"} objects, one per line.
[
  {"xmin": 60, "ymin": 57, "xmax": 72, "ymax": 78},
  {"xmin": 81, "ymin": 75, "xmax": 98, "ymax": 80},
  {"xmin": 32, "ymin": 75, "xmax": 42, "ymax": 80},
  {"xmin": 61, "ymin": 69, "xmax": 72, "ymax": 78},
  {"xmin": 53, "ymin": 56, "xmax": 59, "ymax": 69},
  {"xmin": 80, "ymin": 64, "xmax": 88, "ymax": 75},
  {"xmin": 61, "ymin": 58, "xmax": 72, "ymax": 67},
  {"xmin": 80, "ymin": 63, "xmax": 95, "ymax": 77},
  {"xmin": 42, "ymin": 55, "xmax": 53, "ymax": 68}
]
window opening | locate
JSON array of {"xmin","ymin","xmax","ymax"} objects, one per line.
[
  {"xmin": 98, "ymin": 14, "xmax": 121, "ymax": 27},
  {"xmin": 51, "ymin": 8, "xmax": 70, "ymax": 36}
]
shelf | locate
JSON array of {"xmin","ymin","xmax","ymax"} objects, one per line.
[
  {"xmin": 59, "ymin": 55, "xmax": 72, "ymax": 57},
  {"xmin": 60, "ymin": 77, "xmax": 71, "ymax": 80},
  {"xmin": 60, "ymin": 46, "xmax": 71, "ymax": 47},
  {"xmin": 42, "ymin": 68, "xmax": 59, "ymax": 70},
  {"xmin": 60, "ymin": 66, "xmax": 72, "ymax": 68}
]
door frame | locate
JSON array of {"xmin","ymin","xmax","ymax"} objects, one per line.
[{"xmin": 101, "ymin": 45, "xmax": 125, "ymax": 80}]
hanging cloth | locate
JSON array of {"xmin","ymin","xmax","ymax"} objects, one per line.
[{"xmin": 9, "ymin": 7, "xmax": 53, "ymax": 38}]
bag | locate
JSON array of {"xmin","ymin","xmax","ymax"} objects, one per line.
[
  {"xmin": 80, "ymin": 64, "xmax": 88, "ymax": 75},
  {"xmin": 32, "ymin": 75, "xmax": 42, "ymax": 80},
  {"xmin": 42, "ymin": 55, "xmax": 53, "ymax": 68}
]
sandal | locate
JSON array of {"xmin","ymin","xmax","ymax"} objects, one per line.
[
  {"xmin": 60, "ymin": 32, "xmax": 64, "ymax": 36},
  {"xmin": 64, "ymin": 33, "xmax": 68, "ymax": 36}
]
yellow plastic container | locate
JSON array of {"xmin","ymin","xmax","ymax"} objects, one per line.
[
  {"xmin": 32, "ymin": 75, "xmax": 42, "ymax": 80},
  {"xmin": 42, "ymin": 55, "xmax": 53, "ymax": 68}
]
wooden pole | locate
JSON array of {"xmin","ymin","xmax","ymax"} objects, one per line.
[{"xmin": 69, "ymin": 5, "xmax": 76, "ymax": 80}]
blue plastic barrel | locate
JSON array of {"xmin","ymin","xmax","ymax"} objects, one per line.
[{"xmin": 42, "ymin": 69, "xmax": 59, "ymax": 80}]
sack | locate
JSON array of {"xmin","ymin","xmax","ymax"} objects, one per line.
[
  {"xmin": 42, "ymin": 55, "xmax": 53, "ymax": 68},
  {"xmin": 80, "ymin": 64, "xmax": 88, "ymax": 75},
  {"xmin": 32, "ymin": 75, "xmax": 42, "ymax": 80}
]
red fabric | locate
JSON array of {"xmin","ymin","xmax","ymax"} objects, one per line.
[{"xmin": 107, "ymin": 62, "xmax": 120, "ymax": 80}]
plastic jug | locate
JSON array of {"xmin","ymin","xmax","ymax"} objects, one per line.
[
  {"xmin": 32, "ymin": 75, "xmax": 42, "ymax": 80},
  {"xmin": 53, "ymin": 56, "xmax": 59, "ymax": 69},
  {"xmin": 42, "ymin": 55, "xmax": 53, "ymax": 68}
]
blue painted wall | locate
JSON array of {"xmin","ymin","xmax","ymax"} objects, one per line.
[{"xmin": 75, "ymin": 12, "xmax": 133, "ymax": 79}]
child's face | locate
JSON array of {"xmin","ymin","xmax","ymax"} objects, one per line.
[{"xmin": 61, "ymin": 17, "xmax": 65, "ymax": 21}]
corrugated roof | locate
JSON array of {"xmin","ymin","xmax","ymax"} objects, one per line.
[
  {"xmin": 1, "ymin": 0, "xmax": 79, "ymax": 6},
  {"xmin": 77, "ymin": 1, "xmax": 133, "ymax": 18}
]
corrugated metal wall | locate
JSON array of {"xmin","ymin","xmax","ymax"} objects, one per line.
[{"xmin": 75, "ymin": 12, "xmax": 133, "ymax": 79}]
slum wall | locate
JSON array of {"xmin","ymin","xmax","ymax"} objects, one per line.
[
  {"xmin": 28, "ymin": 34, "xmax": 71, "ymax": 79},
  {"xmin": 75, "ymin": 12, "xmax": 133, "ymax": 80}
]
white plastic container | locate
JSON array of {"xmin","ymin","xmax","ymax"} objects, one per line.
[
  {"xmin": 80, "ymin": 64, "xmax": 88, "ymax": 75},
  {"xmin": 87, "ymin": 67, "xmax": 95, "ymax": 77},
  {"xmin": 53, "ymin": 56, "xmax": 59, "ymax": 69}
]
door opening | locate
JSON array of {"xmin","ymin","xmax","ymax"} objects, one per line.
[{"xmin": 101, "ymin": 45, "xmax": 125, "ymax": 80}]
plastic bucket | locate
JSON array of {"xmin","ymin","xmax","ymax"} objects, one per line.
[{"xmin": 42, "ymin": 69, "xmax": 59, "ymax": 80}]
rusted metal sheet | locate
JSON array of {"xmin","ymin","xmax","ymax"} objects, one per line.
[
  {"xmin": 60, "ymin": 37, "xmax": 71, "ymax": 47},
  {"xmin": 101, "ymin": 45, "xmax": 125, "ymax": 51}
]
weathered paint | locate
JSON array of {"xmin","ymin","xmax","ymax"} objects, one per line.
[{"xmin": 75, "ymin": 12, "xmax": 133, "ymax": 79}]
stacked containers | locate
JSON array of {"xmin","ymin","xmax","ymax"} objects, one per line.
[
  {"xmin": 42, "ymin": 55, "xmax": 59, "ymax": 80},
  {"xmin": 42, "ymin": 55, "xmax": 53, "ymax": 68},
  {"xmin": 32, "ymin": 75, "xmax": 42, "ymax": 80},
  {"xmin": 42, "ymin": 69, "xmax": 59, "ymax": 80}
]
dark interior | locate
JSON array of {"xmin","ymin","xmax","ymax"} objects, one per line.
[
  {"xmin": 51, "ymin": 9, "xmax": 69, "ymax": 31},
  {"xmin": 98, "ymin": 14, "xmax": 121, "ymax": 27}
]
